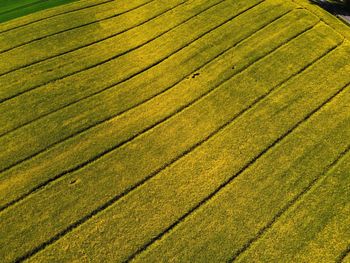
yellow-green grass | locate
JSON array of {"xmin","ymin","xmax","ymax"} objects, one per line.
[
  {"xmin": 235, "ymin": 152, "xmax": 350, "ymax": 262},
  {"xmin": 0, "ymin": 0, "xmax": 226, "ymax": 101},
  {"xmin": 0, "ymin": 0, "xmax": 152, "ymax": 54},
  {"xmin": 0, "ymin": 7, "xmax": 320, "ymax": 210},
  {"xmin": 22, "ymin": 36, "xmax": 350, "ymax": 263},
  {"xmin": 344, "ymin": 251, "xmax": 350, "ymax": 263},
  {"xmin": 0, "ymin": 2, "xmax": 194, "ymax": 100},
  {"xmin": 0, "ymin": 0, "xmax": 349, "ymax": 262},
  {"xmin": 0, "ymin": 0, "xmax": 262, "ymax": 132},
  {"xmin": 131, "ymin": 87, "xmax": 350, "ymax": 263},
  {"xmin": 0, "ymin": 0, "xmax": 79, "ymax": 23},
  {"xmin": 0, "ymin": 0, "xmax": 183, "ymax": 72},
  {"xmin": 0, "ymin": 0, "xmax": 300, "ymax": 179}
]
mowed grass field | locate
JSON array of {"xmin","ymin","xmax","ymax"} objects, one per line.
[
  {"xmin": 0, "ymin": 0, "xmax": 349, "ymax": 262},
  {"xmin": 0, "ymin": 0, "xmax": 80, "ymax": 23}
]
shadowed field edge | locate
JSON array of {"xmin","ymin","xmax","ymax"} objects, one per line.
[
  {"xmin": 0, "ymin": 0, "xmax": 54, "ymax": 16},
  {"xmin": 338, "ymin": 245, "xmax": 350, "ymax": 263},
  {"xmin": 0, "ymin": 0, "xmax": 115, "ymax": 34},
  {"xmin": 0, "ymin": 0, "xmax": 155, "ymax": 54},
  {"xmin": 0, "ymin": 0, "xmax": 184, "ymax": 80}
]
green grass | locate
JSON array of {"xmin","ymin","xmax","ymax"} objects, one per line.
[
  {"xmin": 0, "ymin": 0, "xmax": 113, "ymax": 33},
  {"xmin": 0, "ymin": 0, "xmax": 79, "ymax": 23},
  {"xmin": 0, "ymin": 0, "xmax": 349, "ymax": 262}
]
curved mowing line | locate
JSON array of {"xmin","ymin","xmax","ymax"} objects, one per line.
[
  {"xmin": 0, "ymin": 0, "xmax": 234, "ymax": 171},
  {"xmin": 0, "ymin": 0, "xmax": 258, "ymax": 137},
  {"xmin": 0, "ymin": 0, "xmax": 155, "ymax": 54},
  {"xmin": 11, "ymin": 28, "xmax": 335, "ymax": 263},
  {"xmin": 230, "ymin": 144, "xmax": 350, "ymax": 262},
  {"xmin": 0, "ymin": 9, "xmax": 296, "ymax": 212},
  {"xmin": 0, "ymin": 0, "xmax": 199, "ymax": 101},
  {"xmin": 0, "ymin": 0, "xmax": 286, "ymax": 176},
  {"xmin": 0, "ymin": 0, "xmax": 51, "ymax": 16},
  {"xmin": 337, "ymin": 245, "xmax": 350, "ymax": 263},
  {"xmin": 127, "ymin": 57, "xmax": 350, "ymax": 263},
  {"xmin": 0, "ymin": 0, "xmax": 182, "ymax": 80},
  {"xmin": 0, "ymin": 0, "xmax": 115, "ymax": 34}
]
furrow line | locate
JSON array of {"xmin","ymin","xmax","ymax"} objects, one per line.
[
  {"xmin": 0, "ymin": 0, "xmax": 206, "ymax": 101},
  {"xmin": 0, "ymin": 0, "xmax": 155, "ymax": 54},
  {"xmin": 0, "ymin": 4, "xmax": 292, "ymax": 180},
  {"xmin": 338, "ymin": 245, "xmax": 350, "ymax": 263},
  {"xmin": 0, "ymin": 0, "xmax": 115, "ymax": 34},
  {"xmin": 231, "ymin": 143, "xmax": 350, "ymax": 261},
  {"xmin": 0, "ymin": 10, "xmax": 307, "ymax": 202},
  {"xmin": 0, "ymin": 0, "xmax": 51, "ymax": 16},
  {"xmin": 124, "ymin": 44, "xmax": 344, "ymax": 262},
  {"xmin": 12, "ymin": 29, "xmax": 335, "ymax": 262},
  {"xmin": 0, "ymin": 0, "xmax": 261, "ymax": 137}
]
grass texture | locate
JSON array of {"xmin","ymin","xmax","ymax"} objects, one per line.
[
  {"xmin": 0, "ymin": 0, "xmax": 79, "ymax": 23},
  {"xmin": 0, "ymin": 0, "xmax": 349, "ymax": 262}
]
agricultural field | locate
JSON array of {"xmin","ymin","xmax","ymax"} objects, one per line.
[
  {"xmin": 0, "ymin": 0, "xmax": 349, "ymax": 262},
  {"xmin": 0, "ymin": 0, "xmax": 79, "ymax": 23}
]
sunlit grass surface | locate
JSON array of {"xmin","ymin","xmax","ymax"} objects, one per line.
[{"xmin": 0, "ymin": 0, "xmax": 349, "ymax": 262}]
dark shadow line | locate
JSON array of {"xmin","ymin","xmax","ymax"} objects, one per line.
[{"xmin": 337, "ymin": 244, "xmax": 350, "ymax": 263}]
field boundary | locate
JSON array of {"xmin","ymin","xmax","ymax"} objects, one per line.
[
  {"xmin": 0, "ymin": 0, "xmax": 155, "ymax": 55},
  {"xmin": 0, "ymin": 0, "xmax": 115, "ymax": 33},
  {"xmin": 292, "ymin": 0, "xmax": 350, "ymax": 39}
]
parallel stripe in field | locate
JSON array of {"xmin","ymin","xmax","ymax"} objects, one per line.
[
  {"xmin": 0, "ymin": 0, "xmax": 115, "ymax": 34},
  {"xmin": 0, "ymin": 2, "xmax": 347, "ymax": 263},
  {"xmin": 0, "ymin": 0, "xmax": 261, "ymax": 139},
  {"xmin": 0, "ymin": 0, "xmax": 225, "ymax": 133},
  {"xmin": 0, "ymin": 0, "xmax": 279, "ymax": 173},
  {"xmin": 0, "ymin": 0, "xmax": 155, "ymax": 54},
  {"xmin": 124, "ymin": 43, "xmax": 348, "ymax": 262},
  {"xmin": 0, "ymin": 0, "xmax": 216, "ymax": 102},
  {"xmin": 230, "ymin": 144, "xmax": 350, "ymax": 261},
  {"xmin": 0, "ymin": 8, "xmax": 298, "ymax": 211},
  {"xmin": 0, "ymin": 0, "xmax": 51, "ymax": 16},
  {"xmin": 0, "ymin": 0, "xmax": 185, "ymax": 77},
  {"xmin": 11, "ymin": 30, "xmax": 339, "ymax": 263},
  {"xmin": 129, "ymin": 78, "xmax": 350, "ymax": 263}
]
